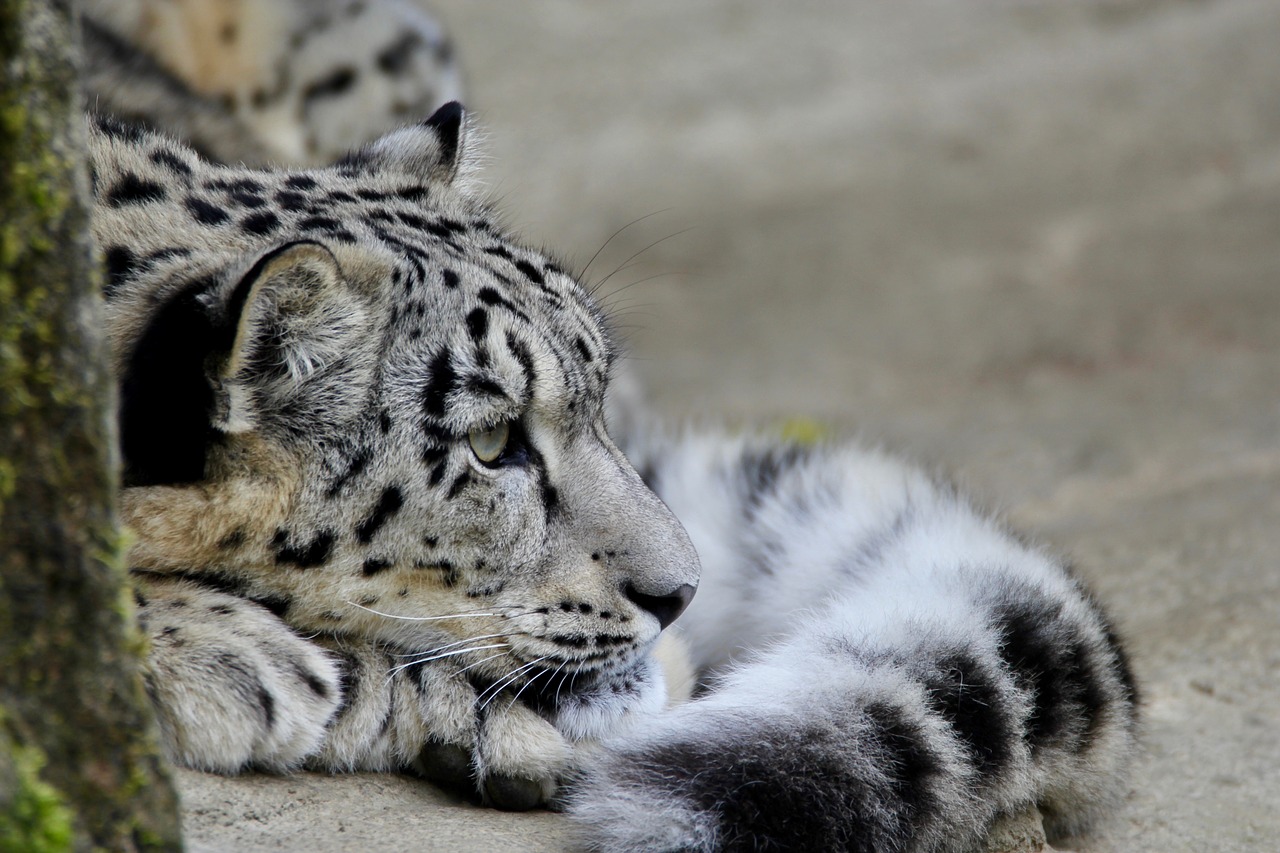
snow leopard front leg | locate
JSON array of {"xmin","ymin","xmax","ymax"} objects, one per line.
[
  {"xmin": 140, "ymin": 572, "xmax": 681, "ymax": 810},
  {"xmin": 136, "ymin": 574, "xmax": 343, "ymax": 774},
  {"xmin": 314, "ymin": 630, "xmax": 687, "ymax": 810},
  {"xmin": 304, "ymin": 636, "xmax": 569, "ymax": 809}
]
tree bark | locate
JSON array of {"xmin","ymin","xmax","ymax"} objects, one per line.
[{"xmin": 0, "ymin": 1, "xmax": 183, "ymax": 850}]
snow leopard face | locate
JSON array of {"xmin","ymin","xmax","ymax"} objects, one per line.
[{"xmin": 95, "ymin": 103, "xmax": 699, "ymax": 712}]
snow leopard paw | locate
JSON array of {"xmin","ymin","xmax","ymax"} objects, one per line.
[
  {"xmin": 136, "ymin": 576, "xmax": 343, "ymax": 773},
  {"xmin": 417, "ymin": 699, "xmax": 572, "ymax": 811},
  {"xmin": 315, "ymin": 637, "xmax": 582, "ymax": 809},
  {"xmin": 415, "ymin": 651, "xmax": 671, "ymax": 810}
]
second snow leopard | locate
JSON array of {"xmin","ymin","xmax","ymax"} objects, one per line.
[
  {"xmin": 85, "ymin": 2, "xmax": 1138, "ymax": 850},
  {"xmin": 85, "ymin": 0, "xmax": 461, "ymax": 165}
]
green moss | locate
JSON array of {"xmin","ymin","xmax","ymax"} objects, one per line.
[
  {"xmin": 0, "ymin": 103, "xmax": 25, "ymax": 137},
  {"xmin": 0, "ymin": 742, "xmax": 74, "ymax": 853},
  {"xmin": 0, "ymin": 225, "xmax": 19, "ymax": 268},
  {"xmin": 776, "ymin": 416, "xmax": 831, "ymax": 446},
  {"xmin": 130, "ymin": 826, "xmax": 173, "ymax": 853},
  {"xmin": 91, "ymin": 521, "xmax": 131, "ymax": 575},
  {"xmin": 0, "ymin": 5, "xmax": 182, "ymax": 849},
  {"xmin": 0, "ymin": 35, "xmax": 76, "ymax": 418},
  {"xmin": 0, "ymin": 458, "xmax": 14, "ymax": 504}
]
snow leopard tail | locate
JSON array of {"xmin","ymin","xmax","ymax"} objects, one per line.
[{"xmin": 571, "ymin": 429, "xmax": 1138, "ymax": 852}]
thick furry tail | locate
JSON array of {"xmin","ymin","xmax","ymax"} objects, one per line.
[{"xmin": 572, "ymin": 429, "xmax": 1138, "ymax": 852}]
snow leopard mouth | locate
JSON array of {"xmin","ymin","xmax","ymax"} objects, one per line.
[
  {"xmin": 530, "ymin": 664, "xmax": 652, "ymax": 716},
  {"xmin": 487, "ymin": 647, "xmax": 654, "ymax": 716}
]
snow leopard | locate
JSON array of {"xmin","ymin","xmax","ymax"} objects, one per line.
[
  {"xmin": 84, "ymin": 0, "xmax": 462, "ymax": 165},
  {"xmin": 86, "ymin": 4, "xmax": 1139, "ymax": 851}
]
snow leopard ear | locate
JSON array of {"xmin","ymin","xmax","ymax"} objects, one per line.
[
  {"xmin": 335, "ymin": 101, "xmax": 475, "ymax": 190},
  {"xmin": 119, "ymin": 241, "xmax": 375, "ymax": 486},
  {"xmin": 215, "ymin": 241, "xmax": 374, "ymax": 436}
]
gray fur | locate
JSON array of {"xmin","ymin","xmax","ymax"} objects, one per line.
[
  {"xmin": 97, "ymin": 109, "xmax": 699, "ymax": 808},
  {"xmin": 87, "ymin": 3, "xmax": 1138, "ymax": 843},
  {"xmin": 85, "ymin": 0, "xmax": 462, "ymax": 165},
  {"xmin": 569, "ymin": 427, "xmax": 1138, "ymax": 850}
]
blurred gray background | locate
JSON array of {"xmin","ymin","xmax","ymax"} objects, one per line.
[{"xmin": 182, "ymin": 2, "xmax": 1280, "ymax": 850}]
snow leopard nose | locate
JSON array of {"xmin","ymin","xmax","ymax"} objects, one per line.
[{"xmin": 624, "ymin": 581, "xmax": 697, "ymax": 630}]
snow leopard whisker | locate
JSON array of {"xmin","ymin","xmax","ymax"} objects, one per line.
[
  {"xmin": 479, "ymin": 662, "xmax": 543, "ymax": 713},
  {"xmin": 386, "ymin": 643, "xmax": 512, "ymax": 679},
  {"xmin": 553, "ymin": 661, "xmax": 574, "ymax": 707},
  {"xmin": 388, "ymin": 632, "xmax": 521, "ymax": 659},
  {"xmin": 507, "ymin": 664, "xmax": 552, "ymax": 710},
  {"xmin": 343, "ymin": 601, "xmax": 509, "ymax": 622},
  {"xmin": 524, "ymin": 659, "xmax": 569, "ymax": 708},
  {"xmin": 597, "ymin": 304, "xmax": 657, "ymax": 330},
  {"xmin": 452, "ymin": 650, "xmax": 514, "ymax": 677},
  {"xmin": 475, "ymin": 660, "xmax": 538, "ymax": 708},
  {"xmin": 581, "ymin": 209, "xmax": 672, "ymax": 283},
  {"xmin": 597, "ymin": 271, "xmax": 680, "ymax": 308},
  {"xmin": 590, "ymin": 227, "xmax": 694, "ymax": 297},
  {"xmin": 473, "ymin": 661, "xmax": 525, "ymax": 705},
  {"xmin": 477, "ymin": 657, "xmax": 550, "ymax": 711}
]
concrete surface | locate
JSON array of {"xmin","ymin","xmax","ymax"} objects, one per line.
[{"xmin": 180, "ymin": 1, "xmax": 1280, "ymax": 850}]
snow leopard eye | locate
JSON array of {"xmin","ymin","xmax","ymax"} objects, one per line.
[{"xmin": 468, "ymin": 421, "xmax": 511, "ymax": 464}]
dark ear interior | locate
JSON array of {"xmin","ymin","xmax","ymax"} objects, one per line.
[
  {"xmin": 423, "ymin": 101, "xmax": 464, "ymax": 168},
  {"xmin": 119, "ymin": 279, "xmax": 223, "ymax": 487},
  {"xmin": 118, "ymin": 241, "xmax": 325, "ymax": 487}
]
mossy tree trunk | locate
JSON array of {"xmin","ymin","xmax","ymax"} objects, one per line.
[{"xmin": 0, "ymin": 1, "xmax": 183, "ymax": 851}]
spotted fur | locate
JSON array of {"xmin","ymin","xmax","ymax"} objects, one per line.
[
  {"xmin": 575, "ymin": 427, "xmax": 1138, "ymax": 850},
  {"xmin": 97, "ymin": 104, "xmax": 698, "ymax": 809},
  {"xmin": 90, "ymin": 24, "xmax": 1137, "ymax": 848},
  {"xmin": 85, "ymin": 0, "xmax": 462, "ymax": 165}
]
